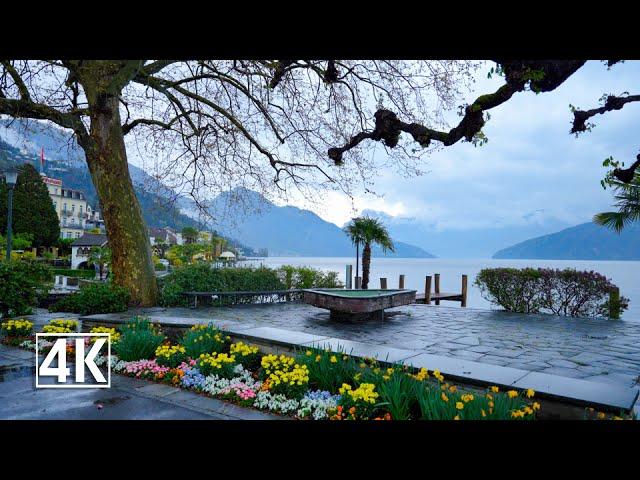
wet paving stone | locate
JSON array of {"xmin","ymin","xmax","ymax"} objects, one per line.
[{"xmin": 78, "ymin": 303, "xmax": 640, "ymax": 389}]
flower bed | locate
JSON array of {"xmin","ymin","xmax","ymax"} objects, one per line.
[{"xmin": 2, "ymin": 316, "xmax": 634, "ymax": 420}]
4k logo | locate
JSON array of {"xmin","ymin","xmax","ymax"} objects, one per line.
[{"xmin": 36, "ymin": 333, "xmax": 111, "ymax": 388}]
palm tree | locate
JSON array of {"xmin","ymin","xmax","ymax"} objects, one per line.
[
  {"xmin": 593, "ymin": 173, "xmax": 640, "ymax": 232},
  {"xmin": 88, "ymin": 246, "xmax": 111, "ymax": 280},
  {"xmin": 343, "ymin": 217, "xmax": 394, "ymax": 289}
]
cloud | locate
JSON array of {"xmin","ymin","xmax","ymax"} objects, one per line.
[{"xmin": 304, "ymin": 60, "xmax": 640, "ymax": 230}]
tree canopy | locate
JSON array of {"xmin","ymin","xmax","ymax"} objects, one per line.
[{"xmin": 0, "ymin": 163, "xmax": 60, "ymax": 247}]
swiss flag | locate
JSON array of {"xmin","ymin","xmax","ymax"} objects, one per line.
[{"xmin": 40, "ymin": 147, "xmax": 45, "ymax": 171}]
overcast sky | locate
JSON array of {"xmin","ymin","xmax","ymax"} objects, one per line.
[{"xmin": 290, "ymin": 60, "xmax": 640, "ymax": 229}]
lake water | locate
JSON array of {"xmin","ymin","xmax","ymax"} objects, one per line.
[{"xmin": 241, "ymin": 257, "xmax": 640, "ymax": 322}]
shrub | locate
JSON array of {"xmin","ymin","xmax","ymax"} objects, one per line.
[
  {"xmin": 0, "ymin": 259, "xmax": 52, "ymax": 318},
  {"xmin": 154, "ymin": 263, "xmax": 167, "ymax": 271},
  {"xmin": 52, "ymin": 268, "xmax": 96, "ymax": 279},
  {"xmin": 474, "ymin": 268, "xmax": 629, "ymax": 318},
  {"xmin": 49, "ymin": 282, "xmax": 130, "ymax": 315},
  {"xmin": 276, "ymin": 265, "xmax": 343, "ymax": 289},
  {"xmin": 181, "ymin": 324, "xmax": 230, "ymax": 359},
  {"xmin": 113, "ymin": 317, "xmax": 165, "ymax": 361},
  {"xmin": 158, "ymin": 264, "xmax": 285, "ymax": 307},
  {"xmin": 1, "ymin": 319, "xmax": 33, "ymax": 337}
]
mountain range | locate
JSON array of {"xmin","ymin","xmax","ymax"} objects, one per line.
[
  {"xmin": 196, "ymin": 188, "xmax": 434, "ymax": 257},
  {"xmin": 1, "ymin": 118, "xmax": 637, "ymax": 260},
  {"xmin": 493, "ymin": 221, "xmax": 640, "ymax": 260}
]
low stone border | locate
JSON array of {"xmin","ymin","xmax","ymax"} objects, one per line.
[{"xmin": 81, "ymin": 313, "xmax": 640, "ymax": 415}]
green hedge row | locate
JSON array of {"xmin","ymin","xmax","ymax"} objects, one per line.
[{"xmin": 159, "ymin": 264, "xmax": 343, "ymax": 307}]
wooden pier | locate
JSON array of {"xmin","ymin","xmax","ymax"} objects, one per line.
[
  {"xmin": 415, "ymin": 273, "xmax": 468, "ymax": 307},
  {"xmin": 377, "ymin": 273, "xmax": 467, "ymax": 308}
]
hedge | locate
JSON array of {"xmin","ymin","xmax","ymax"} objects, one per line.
[{"xmin": 474, "ymin": 267, "xmax": 629, "ymax": 318}]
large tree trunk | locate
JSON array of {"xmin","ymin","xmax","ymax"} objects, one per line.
[
  {"xmin": 84, "ymin": 92, "xmax": 158, "ymax": 306},
  {"xmin": 361, "ymin": 242, "xmax": 371, "ymax": 290}
]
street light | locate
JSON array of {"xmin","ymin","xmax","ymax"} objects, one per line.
[{"xmin": 3, "ymin": 167, "xmax": 18, "ymax": 261}]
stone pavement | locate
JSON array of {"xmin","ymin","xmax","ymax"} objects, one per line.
[
  {"xmin": 0, "ymin": 344, "xmax": 278, "ymax": 420},
  {"xmin": 108, "ymin": 303, "xmax": 640, "ymax": 389}
]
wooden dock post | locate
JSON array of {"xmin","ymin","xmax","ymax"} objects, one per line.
[
  {"xmin": 434, "ymin": 273, "xmax": 440, "ymax": 305},
  {"xmin": 380, "ymin": 277, "xmax": 388, "ymax": 290},
  {"xmin": 399, "ymin": 274, "xmax": 405, "ymax": 289},
  {"xmin": 355, "ymin": 276, "xmax": 362, "ymax": 289},
  {"xmin": 461, "ymin": 274, "xmax": 468, "ymax": 307},
  {"xmin": 609, "ymin": 287, "xmax": 621, "ymax": 319},
  {"xmin": 425, "ymin": 276, "xmax": 432, "ymax": 304},
  {"xmin": 345, "ymin": 265, "xmax": 353, "ymax": 289}
]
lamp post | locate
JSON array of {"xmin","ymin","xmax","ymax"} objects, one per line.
[
  {"xmin": 355, "ymin": 240, "xmax": 360, "ymax": 289},
  {"xmin": 3, "ymin": 168, "xmax": 18, "ymax": 261}
]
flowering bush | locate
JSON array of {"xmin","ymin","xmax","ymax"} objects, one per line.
[
  {"xmin": 475, "ymin": 268, "xmax": 629, "ymax": 318},
  {"xmin": 181, "ymin": 324, "xmax": 230, "ymax": 359},
  {"xmin": 260, "ymin": 354, "xmax": 309, "ymax": 399},
  {"xmin": 334, "ymin": 383, "xmax": 380, "ymax": 420},
  {"xmin": 197, "ymin": 352, "xmax": 238, "ymax": 378},
  {"xmin": 122, "ymin": 359, "xmax": 170, "ymax": 380},
  {"xmin": 181, "ymin": 366, "xmax": 207, "ymax": 391},
  {"xmin": 163, "ymin": 367, "xmax": 186, "ymax": 386},
  {"xmin": 252, "ymin": 391, "xmax": 300, "ymax": 415},
  {"xmin": 218, "ymin": 381, "xmax": 259, "ymax": 407},
  {"xmin": 89, "ymin": 326, "xmax": 120, "ymax": 344},
  {"xmin": 42, "ymin": 318, "xmax": 78, "ymax": 333},
  {"xmin": 155, "ymin": 344, "xmax": 187, "ymax": 368},
  {"xmin": 229, "ymin": 342, "xmax": 261, "ymax": 369},
  {"xmin": 202, "ymin": 366, "xmax": 262, "ymax": 406},
  {"xmin": 297, "ymin": 390, "xmax": 341, "ymax": 420},
  {"xmin": 1, "ymin": 319, "xmax": 33, "ymax": 337},
  {"xmin": 8, "ymin": 318, "xmax": 577, "ymax": 420}
]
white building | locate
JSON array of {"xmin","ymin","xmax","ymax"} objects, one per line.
[
  {"xmin": 71, "ymin": 233, "xmax": 108, "ymax": 269},
  {"xmin": 41, "ymin": 175, "xmax": 104, "ymax": 239}
]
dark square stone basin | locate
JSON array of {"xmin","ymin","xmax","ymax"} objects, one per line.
[{"xmin": 303, "ymin": 288, "xmax": 416, "ymax": 321}]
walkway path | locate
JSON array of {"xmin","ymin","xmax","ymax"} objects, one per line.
[{"xmin": 0, "ymin": 344, "xmax": 277, "ymax": 420}]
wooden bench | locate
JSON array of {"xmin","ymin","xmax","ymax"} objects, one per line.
[{"xmin": 181, "ymin": 290, "xmax": 304, "ymax": 308}]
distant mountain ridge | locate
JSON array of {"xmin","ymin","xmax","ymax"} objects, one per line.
[
  {"xmin": 204, "ymin": 188, "xmax": 435, "ymax": 257},
  {"xmin": 493, "ymin": 221, "xmax": 640, "ymax": 260},
  {"xmin": 1, "ymin": 119, "xmax": 432, "ymax": 257},
  {"xmin": 360, "ymin": 209, "xmax": 573, "ymax": 258}
]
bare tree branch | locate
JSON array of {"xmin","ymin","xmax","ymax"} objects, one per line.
[
  {"xmin": 571, "ymin": 94, "xmax": 640, "ymax": 134},
  {"xmin": 328, "ymin": 60, "xmax": 586, "ymax": 164}
]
